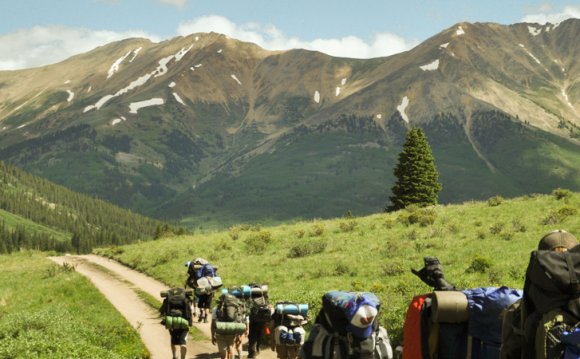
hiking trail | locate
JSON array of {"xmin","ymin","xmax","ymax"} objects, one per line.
[{"xmin": 49, "ymin": 254, "xmax": 278, "ymax": 359}]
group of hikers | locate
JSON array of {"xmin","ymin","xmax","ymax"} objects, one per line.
[{"xmin": 158, "ymin": 228, "xmax": 580, "ymax": 359}]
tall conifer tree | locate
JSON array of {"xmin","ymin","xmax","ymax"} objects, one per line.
[{"xmin": 387, "ymin": 127, "xmax": 442, "ymax": 211}]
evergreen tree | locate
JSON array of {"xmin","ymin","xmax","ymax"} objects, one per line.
[{"xmin": 387, "ymin": 127, "xmax": 442, "ymax": 211}]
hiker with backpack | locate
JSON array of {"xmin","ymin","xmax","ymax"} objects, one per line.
[
  {"xmin": 299, "ymin": 291, "xmax": 393, "ymax": 359},
  {"xmin": 185, "ymin": 258, "xmax": 222, "ymax": 322},
  {"xmin": 159, "ymin": 288, "xmax": 194, "ymax": 359},
  {"xmin": 212, "ymin": 292, "xmax": 249, "ymax": 359},
  {"xmin": 247, "ymin": 283, "xmax": 273, "ymax": 358},
  {"xmin": 500, "ymin": 229, "xmax": 579, "ymax": 359},
  {"xmin": 271, "ymin": 302, "xmax": 309, "ymax": 359}
]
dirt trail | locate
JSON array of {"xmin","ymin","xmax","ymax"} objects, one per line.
[{"xmin": 49, "ymin": 255, "xmax": 277, "ymax": 359}]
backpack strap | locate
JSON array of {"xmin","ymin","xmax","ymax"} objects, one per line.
[{"xmin": 565, "ymin": 252, "xmax": 579, "ymax": 290}]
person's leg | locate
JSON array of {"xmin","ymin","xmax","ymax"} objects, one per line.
[
  {"xmin": 248, "ymin": 323, "xmax": 257, "ymax": 358},
  {"xmin": 180, "ymin": 344, "xmax": 187, "ymax": 359},
  {"xmin": 171, "ymin": 344, "xmax": 177, "ymax": 359}
]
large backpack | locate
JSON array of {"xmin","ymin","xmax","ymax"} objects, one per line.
[
  {"xmin": 521, "ymin": 248, "xmax": 580, "ymax": 358},
  {"xmin": 300, "ymin": 291, "xmax": 393, "ymax": 359},
  {"xmin": 216, "ymin": 293, "xmax": 245, "ymax": 323},
  {"xmin": 160, "ymin": 288, "xmax": 192, "ymax": 329},
  {"xmin": 249, "ymin": 284, "xmax": 271, "ymax": 323}
]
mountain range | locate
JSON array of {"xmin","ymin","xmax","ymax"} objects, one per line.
[{"xmin": 0, "ymin": 19, "xmax": 579, "ymax": 228}]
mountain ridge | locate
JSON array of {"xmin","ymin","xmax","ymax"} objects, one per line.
[{"xmin": 0, "ymin": 20, "xmax": 579, "ymax": 227}]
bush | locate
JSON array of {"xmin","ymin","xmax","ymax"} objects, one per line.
[
  {"xmin": 310, "ymin": 223, "xmax": 325, "ymax": 237},
  {"xmin": 399, "ymin": 207, "xmax": 437, "ymax": 227},
  {"xmin": 541, "ymin": 206, "xmax": 578, "ymax": 225},
  {"xmin": 383, "ymin": 262, "xmax": 405, "ymax": 276},
  {"xmin": 383, "ymin": 218, "xmax": 395, "ymax": 229},
  {"xmin": 339, "ymin": 221, "xmax": 357, "ymax": 232},
  {"xmin": 553, "ymin": 188, "xmax": 572, "ymax": 200},
  {"xmin": 466, "ymin": 256, "xmax": 492, "ymax": 274},
  {"xmin": 489, "ymin": 222, "xmax": 504, "ymax": 235},
  {"xmin": 244, "ymin": 231, "xmax": 272, "ymax": 254},
  {"xmin": 487, "ymin": 195, "xmax": 504, "ymax": 207},
  {"xmin": 288, "ymin": 239, "xmax": 327, "ymax": 258}
]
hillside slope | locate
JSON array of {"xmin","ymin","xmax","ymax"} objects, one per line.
[
  {"xmin": 0, "ymin": 161, "xmax": 168, "ymax": 253},
  {"xmin": 0, "ymin": 21, "xmax": 579, "ymax": 226},
  {"xmin": 95, "ymin": 190, "xmax": 580, "ymax": 344}
]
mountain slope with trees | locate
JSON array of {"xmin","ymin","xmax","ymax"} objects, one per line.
[{"xmin": 0, "ymin": 161, "xmax": 170, "ymax": 253}]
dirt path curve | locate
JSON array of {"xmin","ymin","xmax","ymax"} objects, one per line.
[{"xmin": 49, "ymin": 255, "xmax": 277, "ymax": 359}]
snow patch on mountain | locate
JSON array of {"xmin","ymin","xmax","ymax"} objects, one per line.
[
  {"xmin": 129, "ymin": 98, "xmax": 164, "ymax": 114},
  {"xmin": 129, "ymin": 47, "xmax": 142, "ymax": 62},
  {"xmin": 85, "ymin": 47, "xmax": 191, "ymax": 112},
  {"xmin": 341, "ymin": 78, "xmax": 347, "ymax": 86},
  {"xmin": 66, "ymin": 90, "xmax": 74, "ymax": 102},
  {"xmin": 314, "ymin": 91, "xmax": 320, "ymax": 104},
  {"xmin": 108, "ymin": 51, "xmax": 131, "ymax": 79},
  {"xmin": 231, "ymin": 74, "xmax": 242, "ymax": 85},
  {"xmin": 173, "ymin": 93, "xmax": 186, "ymax": 105},
  {"xmin": 440, "ymin": 43, "xmax": 449, "ymax": 49},
  {"xmin": 336, "ymin": 87, "xmax": 341, "ymax": 96},
  {"xmin": 562, "ymin": 89, "xmax": 573, "ymax": 108},
  {"xmin": 456, "ymin": 26, "xmax": 465, "ymax": 36},
  {"xmin": 528, "ymin": 26, "xmax": 541, "ymax": 36},
  {"xmin": 376, "ymin": 114, "xmax": 382, "ymax": 119},
  {"xmin": 111, "ymin": 116, "xmax": 127, "ymax": 126},
  {"xmin": 169, "ymin": 82, "xmax": 176, "ymax": 88},
  {"xmin": 397, "ymin": 96, "xmax": 410, "ymax": 123},
  {"xmin": 420, "ymin": 59, "xmax": 439, "ymax": 71}
]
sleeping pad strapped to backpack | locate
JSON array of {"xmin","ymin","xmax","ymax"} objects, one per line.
[
  {"xmin": 300, "ymin": 291, "xmax": 393, "ymax": 359},
  {"xmin": 160, "ymin": 288, "xmax": 193, "ymax": 330},
  {"xmin": 215, "ymin": 293, "xmax": 246, "ymax": 335}
]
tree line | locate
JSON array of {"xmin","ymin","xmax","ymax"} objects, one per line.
[{"xmin": 0, "ymin": 161, "xmax": 175, "ymax": 254}]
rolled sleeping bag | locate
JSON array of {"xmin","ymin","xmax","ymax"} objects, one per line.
[
  {"xmin": 215, "ymin": 321, "xmax": 247, "ymax": 335},
  {"xmin": 209, "ymin": 276, "xmax": 223, "ymax": 289},
  {"xmin": 274, "ymin": 325, "xmax": 289, "ymax": 346},
  {"xmin": 275, "ymin": 303, "xmax": 308, "ymax": 317},
  {"xmin": 431, "ymin": 290, "xmax": 469, "ymax": 323},
  {"xmin": 164, "ymin": 316, "xmax": 190, "ymax": 330},
  {"xmin": 197, "ymin": 277, "xmax": 211, "ymax": 289},
  {"xmin": 293, "ymin": 326, "xmax": 306, "ymax": 345},
  {"xmin": 251, "ymin": 285, "xmax": 269, "ymax": 296},
  {"xmin": 224, "ymin": 286, "xmax": 252, "ymax": 298}
]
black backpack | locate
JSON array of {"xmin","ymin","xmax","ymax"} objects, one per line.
[
  {"xmin": 249, "ymin": 284, "xmax": 271, "ymax": 323},
  {"xmin": 161, "ymin": 288, "xmax": 192, "ymax": 319}
]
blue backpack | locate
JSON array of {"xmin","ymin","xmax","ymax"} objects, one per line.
[
  {"xmin": 300, "ymin": 291, "xmax": 393, "ymax": 359},
  {"xmin": 463, "ymin": 286, "xmax": 523, "ymax": 359}
]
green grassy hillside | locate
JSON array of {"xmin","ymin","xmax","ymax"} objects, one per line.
[
  {"xmin": 95, "ymin": 190, "xmax": 579, "ymax": 344},
  {"xmin": 0, "ymin": 252, "xmax": 148, "ymax": 358}
]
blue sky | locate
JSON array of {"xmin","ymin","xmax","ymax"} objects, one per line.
[{"xmin": 0, "ymin": 0, "xmax": 579, "ymax": 70}]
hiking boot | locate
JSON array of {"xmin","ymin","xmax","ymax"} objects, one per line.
[
  {"xmin": 198, "ymin": 316, "xmax": 203, "ymax": 323},
  {"xmin": 203, "ymin": 317, "xmax": 208, "ymax": 323}
]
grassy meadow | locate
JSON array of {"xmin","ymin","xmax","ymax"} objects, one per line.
[
  {"xmin": 0, "ymin": 252, "xmax": 149, "ymax": 359},
  {"xmin": 95, "ymin": 190, "xmax": 579, "ymax": 344}
]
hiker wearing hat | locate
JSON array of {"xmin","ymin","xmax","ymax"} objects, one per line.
[
  {"xmin": 517, "ymin": 229, "xmax": 580, "ymax": 358},
  {"xmin": 537, "ymin": 229, "xmax": 578, "ymax": 252}
]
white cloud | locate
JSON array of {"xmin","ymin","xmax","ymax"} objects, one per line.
[
  {"xmin": 0, "ymin": 15, "xmax": 417, "ymax": 71},
  {"xmin": 0, "ymin": 26, "xmax": 158, "ymax": 71},
  {"xmin": 177, "ymin": 15, "xmax": 418, "ymax": 58},
  {"xmin": 521, "ymin": 5, "xmax": 580, "ymax": 24},
  {"xmin": 158, "ymin": 0, "xmax": 187, "ymax": 8}
]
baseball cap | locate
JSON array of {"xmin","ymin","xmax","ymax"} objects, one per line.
[
  {"xmin": 346, "ymin": 304, "xmax": 378, "ymax": 339},
  {"xmin": 538, "ymin": 230, "xmax": 578, "ymax": 251}
]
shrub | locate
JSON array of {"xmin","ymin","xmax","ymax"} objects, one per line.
[
  {"xmin": 310, "ymin": 223, "xmax": 325, "ymax": 237},
  {"xmin": 476, "ymin": 229, "xmax": 486, "ymax": 240},
  {"xmin": 500, "ymin": 231, "xmax": 515, "ymax": 241},
  {"xmin": 334, "ymin": 263, "xmax": 351, "ymax": 276},
  {"xmin": 288, "ymin": 239, "xmax": 327, "ymax": 258},
  {"xmin": 487, "ymin": 195, "xmax": 504, "ymax": 207},
  {"xmin": 383, "ymin": 218, "xmax": 395, "ymax": 229},
  {"xmin": 244, "ymin": 231, "xmax": 272, "ymax": 254},
  {"xmin": 489, "ymin": 222, "xmax": 504, "ymax": 235},
  {"xmin": 295, "ymin": 229, "xmax": 305, "ymax": 238},
  {"xmin": 553, "ymin": 188, "xmax": 572, "ymax": 200},
  {"xmin": 383, "ymin": 262, "xmax": 405, "ymax": 276},
  {"xmin": 466, "ymin": 256, "xmax": 492, "ymax": 274},
  {"xmin": 511, "ymin": 219, "xmax": 527, "ymax": 233},
  {"xmin": 541, "ymin": 206, "xmax": 578, "ymax": 225},
  {"xmin": 339, "ymin": 221, "xmax": 357, "ymax": 232}
]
